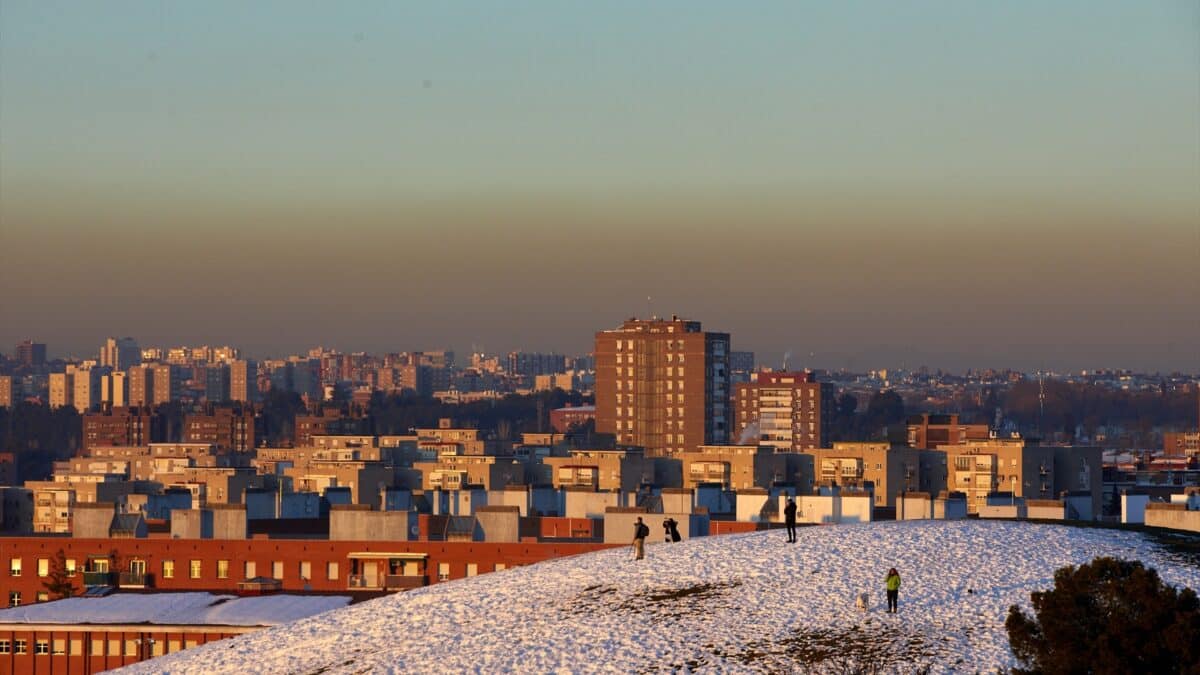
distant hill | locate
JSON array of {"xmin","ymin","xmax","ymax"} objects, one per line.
[{"xmin": 119, "ymin": 520, "xmax": 1200, "ymax": 674}]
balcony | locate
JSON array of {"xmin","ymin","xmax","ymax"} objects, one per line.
[
  {"xmin": 83, "ymin": 571, "xmax": 115, "ymax": 587},
  {"xmin": 118, "ymin": 572, "xmax": 151, "ymax": 588}
]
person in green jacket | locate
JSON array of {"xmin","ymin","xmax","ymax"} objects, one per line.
[{"xmin": 885, "ymin": 568, "xmax": 901, "ymax": 613}]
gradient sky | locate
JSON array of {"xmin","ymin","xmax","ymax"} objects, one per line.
[{"xmin": 2, "ymin": 2, "xmax": 1198, "ymax": 372}]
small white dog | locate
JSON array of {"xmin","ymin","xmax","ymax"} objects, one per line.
[{"xmin": 855, "ymin": 592, "xmax": 870, "ymax": 612}]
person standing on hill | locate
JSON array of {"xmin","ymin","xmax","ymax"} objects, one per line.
[
  {"xmin": 667, "ymin": 517, "xmax": 682, "ymax": 542},
  {"xmin": 784, "ymin": 498, "xmax": 798, "ymax": 543},
  {"xmin": 632, "ymin": 517, "xmax": 649, "ymax": 560},
  {"xmin": 885, "ymin": 568, "xmax": 902, "ymax": 613}
]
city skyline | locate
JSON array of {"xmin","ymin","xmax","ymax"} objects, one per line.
[{"xmin": 2, "ymin": 2, "xmax": 1197, "ymax": 372}]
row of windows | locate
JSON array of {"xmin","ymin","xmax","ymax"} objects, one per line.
[
  {"xmin": 7, "ymin": 557, "xmax": 339, "ymax": 582},
  {"xmin": 0, "ymin": 637, "xmax": 199, "ymax": 657}
]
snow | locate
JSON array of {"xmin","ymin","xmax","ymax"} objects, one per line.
[
  {"xmin": 0, "ymin": 592, "xmax": 350, "ymax": 627},
  {"xmin": 115, "ymin": 521, "xmax": 1200, "ymax": 673}
]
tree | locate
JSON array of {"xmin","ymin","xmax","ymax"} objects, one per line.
[
  {"xmin": 41, "ymin": 549, "xmax": 77, "ymax": 600},
  {"xmin": 1006, "ymin": 556, "xmax": 1200, "ymax": 675}
]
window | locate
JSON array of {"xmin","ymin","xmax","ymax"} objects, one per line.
[
  {"xmin": 69, "ymin": 639, "xmax": 82, "ymax": 655},
  {"xmin": 9, "ymin": 558, "xmax": 21, "ymax": 576},
  {"xmin": 37, "ymin": 558, "xmax": 49, "ymax": 577},
  {"xmin": 217, "ymin": 560, "xmax": 230, "ymax": 579},
  {"xmin": 66, "ymin": 558, "xmax": 76, "ymax": 577},
  {"xmin": 168, "ymin": 639, "xmax": 180, "ymax": 653},
  {"xmin": 300, "ymin": 561, "xmax": 311, "ymax": 580},
  {"xmin": 273, "ymin": 561, "xmax": 284, "ymax": 579},
  {"xmin": 495, "ymin": 563, "xmax": 506, "ymax": 571},
  {"xmin": 53, "ymin": 639, "xmax": 65, "ymax": 655},
  {"xmin": 185, "ymin": 639, "xmax": 198, "ymax": 649},
  {"xmin": 326, "ymin": 562, "xmax": 339, "ymax": 580},
  {"xmin": 125, "ymin": 639, "xmax": 137, "ymax": 656},
  {"xmin": 8, "ymin": 591, "xmax": 20, "ymax": 607},
  {"xmin": 15, "ymin": 639, "xmax": 27, "ymax": 655},
  {"xmin": 152, "ymin": 640, "xmax": 164, "ymax": 656},
  {"xmin": 438, "ymin": 563, "xmax": 450, "ymax": 581},
  {"xmin": 35, "ymin": 640, "xmax": 49, "ymax": 655},
  {"xmin": 162, "ymin": 559, "xmax": 175, "ymax": 579},
  {"xmin": 91, "ymin": 639, "xmax": 103, "ymax": 655},
  {"xmin": 0, "ymin": 640, "xmax": 9, "ymax": 654},
  {"xmin": 108, "ymin": 639, "xmax": 120, "ymax": 656},
  {"xmin": 189, "ymin": 559, "xmax": 202, "ymax": 579},
  {"xmin": 36, "ymin": 591, "xmax": 48, "ymax": 603},
  {"xmin": 466, "ymin": 563, "xmax": 478, "ymax": 577},
  {"xmin": 244, "ymin": 561, "xmax": 256, "ymax": 578}
]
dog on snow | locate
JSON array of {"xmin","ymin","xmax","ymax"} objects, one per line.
[{"xmin": 855, "ymin": 592, "xmax": 869, "ymax": 612}]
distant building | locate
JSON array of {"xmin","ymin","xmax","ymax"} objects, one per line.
[
  {"xmin": 0, "ymin": 376, "xmax": 13, "ymax": 409},
  {"xmin": 205, "ymin": 364, "xmax": 230, "ymax": 403},
  {"xmin": 184, "ymin": 408, "xmax": 258, "ymax": 452},
  {"xmin": 550, "ymin": 405, "xmax": 596, "ymax": 433},
  {"xmin": 48, "ymin": 373, "xmax": 73, "ymax": 409},
  {"xmin": 127, "ymin": 365, "xmax": 154, "ymax": 407},
  {"xmin": 81, "ymin": 407, "xmax": 162, "ymax": 453},
  {"xmin": 294, "ymin": 411, "xmax": 369, "ymax": 448},
  {"xmin": 595, "ymin": 316, "xmax": 731, "ymax": 456},
  {"xmin": 230, "ymin": 359, "xmax": 258, "ymax": 403},
  {"xmin": 1164, "ymin": 431, "xmax": 1200, "ymax": 458},
  {"xmin": 151, "ymin": 364, "xmax": 177, "ymax": 405},
  {"xmin": 507, "ymin": 352, "xmax": 568, "ymax": 378},
  {"xmin": 729, "ymin": 351, "xmax": 755, "ymax": 373},
  {"xmin": 99, "ymin": 337, "xmax": 141, "ymax": 371},
  {"xmin": 13, "ymin": 340, "xmax": 46, "ymax": 368},
  {"xmin": 102, "ymin": 372, "xmax": 128, "ymax": 408},
  {"xmin": 906, "ymin": 413, "xmax": 991, "ymax": 449},
  {"xmin": 943, "ymin": 438, "xmax": 1101, "ymax": 516},
  {"xmin": 734, "ymin": 371, "xmax": 834, "ymax": 451},
  {"xmin": 71, "ymin": 367, "xmax": 103, "ymax": 414}
]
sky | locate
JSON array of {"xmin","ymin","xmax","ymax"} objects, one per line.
[{"xmin": 1, "ymin": 2, "xmax": 1197, "ymax": 372}]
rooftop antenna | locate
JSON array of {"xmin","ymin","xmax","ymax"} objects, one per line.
[
  {"xmin": 782, "ymin": 350, "xmax": 791, "ymax": 371},
  {"xmin": 646, "ymin": 296, "xmax": 653, "ymax": 320},
  {"xmin": 1038, "ymin": 369, "xmax": 1046, "ymax": 438}
]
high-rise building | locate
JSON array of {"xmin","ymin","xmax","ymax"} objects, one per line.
[
  {"xmin": 734, "ymin": 371, "xmax": 834, "ymax": 451},
  {"xmin": 102, "ymin": 371, "xmax": 128, "ymax": 407},
  {"xmin": 205, "ymin": 364, "xmax": 231, "ymax": 403},
  {"xmin": 99, "ymin": 337, "xmax": 141, "ymax": 370},
  {"xmin": 14, "ymin": 340, "xmax": 47, "ymax": 368},
  {"xmin": 127, "ymin": 365, "xmax": 155, "ymax": 407},
  {"xmin": 507, "ymin": 352, "xmax": 568, "ymax": 378},
  {"xmin": 0, "ymin": 376, "xmax": 13, "ymax": 408},
  {"xmin": 49, "ymin": 373, "xmax": 73, "ymax": 409},
  {"xmin": 152, "ymin": 364, "xmax": 176, "ymax": 405},
  {"xmin": 71, "ymin": 367, "xmax": 103, "ymax": 413},
  {"xmin": 230, "ymin": 359, "xmax": 258, "ymax": 403},
  {"xmin": 595, "ymin": 316, "xmax": 731, "ymax": 456}
]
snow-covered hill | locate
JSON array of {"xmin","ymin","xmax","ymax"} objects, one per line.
[{"xmin": 119, "ymin": 521, "xmax": 1200, "ymax": 674}]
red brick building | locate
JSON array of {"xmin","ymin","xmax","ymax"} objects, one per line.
[
  {"xmin": 905, "ymin": 413, "xmax": 990, "ymax": 449},
  {"xmin": 734, "ymin": 372, "xmax": 834, "ymax": 451},
  {"xmin": 81, "ymin": 408, "xmax": 162, "ymax": 454},
  {"xmin": 184, "ymin": 407, "xmax": 259, "ymax": 452},
  {"xmin": 550, "ymin": 405, "xmax": 596, "ymax": 433},
  {"xmin": 595, "ymin": 317, "xmax": 731, "ymax": 456}
]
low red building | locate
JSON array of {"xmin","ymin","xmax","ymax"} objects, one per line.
[{"xmin": 550, "ymin": 405, "xmax": 595, "ymax": 433}]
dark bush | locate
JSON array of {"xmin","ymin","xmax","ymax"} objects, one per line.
[{"xmin": 1006, "ymin": 556, "xmax": 1200, "ymax": 674}]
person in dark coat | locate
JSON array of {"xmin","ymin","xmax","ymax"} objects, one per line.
[
  {"xmin": 632, "ymin": 517, "xmax": 648, "ymax": 560},
  {"xmin": 784, "ymin": 498, "xmax": 798, "ymax": 543},
  {"xmin": 667, "ymin": 517, "xmax": 682, "ymax": 542}
]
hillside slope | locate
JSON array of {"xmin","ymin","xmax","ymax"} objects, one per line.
[{"xmin": 120, "ymin": 520, "xmax": 1200, "ymax": 674}]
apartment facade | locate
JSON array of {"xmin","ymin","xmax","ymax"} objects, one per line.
[
  {"xmin": 906, "ymin": 413, "xmax": 990, "ymax": 449},
  {"xmin": 734, "ymin": 371, "xmax": 834, "ymax": 451},
  {"xmin": 595, "ymin": 317, "xmax": 731, "ymax": 456}
]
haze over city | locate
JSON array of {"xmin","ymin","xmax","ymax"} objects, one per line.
[{"xmin": 1, "ymin": 2, "xmax": 1197, "ymax": 371}]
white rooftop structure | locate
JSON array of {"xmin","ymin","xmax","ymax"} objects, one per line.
[{"xmin": 0, "ymin": 592, "xmax": 351, "ymax": 627}]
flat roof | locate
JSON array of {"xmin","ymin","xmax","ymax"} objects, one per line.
[{"xmin": 0, "ymin": 592, "xmax": 351, "ymax": 628}]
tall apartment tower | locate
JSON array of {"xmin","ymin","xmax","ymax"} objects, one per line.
[
  {"xmin": 0, "ymin": 376, "xmax": 13, "ymax": 408},
  {"xmin": 14, "ymin": 340, "xmax": 47, "ymax": 367},
  {"xmin": 71, "ymin": 367, "xmax": 102, "ymax": 413},
  {"xmin": 734, "ymin": 371, "xmax": 835, "ymax": 451},
  {"xmin": 595, "ymin": 316, "xmax": 731, "ymax": 456},
  {"xmin": 230, "ymin": 359, "xmax": 258, "ymax": 403},
  {"xmin": 100, "ymin": 337, "xmax": 141, "ymax": 370},
  {"xmin": 127, "ymin": 365, "xmax": 155, "ymax": 407},
  {"xmin": 151, "ymin": 364, "xmax": 176, "ymax": 405},
  {"xmin": 49, "ymin": 373, "xmax": 73, "ymax": 408}
]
